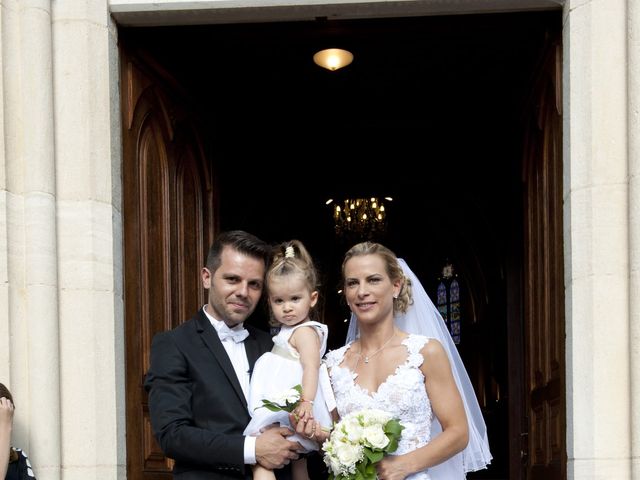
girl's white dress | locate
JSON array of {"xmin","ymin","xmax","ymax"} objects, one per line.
[{"xmin": 244, "ymin": 321, "xmax": 336, "ymax": 452}]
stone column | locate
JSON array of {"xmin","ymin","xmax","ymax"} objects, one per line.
[
  {"xmin": 51, "ymin": 1, "xmax": 125, "ymax": 479},
  {"xmin": 0, "ymin": 0, "xmax": 30, "ymax": 451},
  {"xmin": 564, "ymin": 0, "xmax": 630, "ymax": 478},
  {"xmin": 629, "ymin": 0, "xmax": 640, "ymax": 478},
  {"xmin": 22, "ymin": 1, "xmax": 62, "ymax": 479},
  {"xmin": 0, "ymin": 0, "xmax": 17, "ymax": 387}
]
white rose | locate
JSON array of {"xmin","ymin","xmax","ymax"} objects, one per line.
[
  {"xmin": 275, "ymin": 388, "xmax": 299, "ymax": 405},
  {"xmin": 284, "ymin": 388, "xmax": 300, "ymax": 404},
  {"xmin": 343, "ymin": 417, "xmax": 364, "ymax": 443},
  {"xmin": 362, "ymin": 409, "xmax": 391, "ymax": 426},
  {"xmin": 363, "ymin": 425, "xmax": 390, "ymax": 449},
  {"xmin": 333, "ymin": 429, "xmax": 349, "ymax": 444},
  {"xmin": 335, "ymin": 442, "xmax": 363, "ymax": 468},
  {"xmin": 329, "ymin": 456, "xmax": 343, "ymax": 475}
]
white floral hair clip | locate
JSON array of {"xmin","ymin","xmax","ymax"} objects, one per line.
[{"xmin": 284, "ymin": 246, "xmax": 295, "ymax": 258}]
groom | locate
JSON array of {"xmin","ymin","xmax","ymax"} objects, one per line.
[{"xmin": 145, "ymin": 230, "xmax": 300, "ymax": 479}]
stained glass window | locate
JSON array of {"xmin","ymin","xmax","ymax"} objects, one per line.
[
  {"xmin": 436, "ymin": 263, "xmax": 461, "ymax": 344},
  {"xmin": 437, "ymin": 281, "xmax": 449, "ymax": 329},
  {"xmin": 449, "ymin": 279, "xmax": 461, "ymax": 344}
]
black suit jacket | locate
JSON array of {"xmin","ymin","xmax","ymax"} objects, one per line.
[{"xmin": 144, "ymin": 309, "xmax": 273, "ymax": 479}]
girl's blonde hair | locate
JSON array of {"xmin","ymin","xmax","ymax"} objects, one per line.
[{"xmin": 267, "ymin": 239, "xmax": 320, "ymax": 325}]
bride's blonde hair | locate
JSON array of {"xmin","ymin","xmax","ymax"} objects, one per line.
[{"xmin": 341, "ymin": 242, "xmax": 413, "ymax": 314}]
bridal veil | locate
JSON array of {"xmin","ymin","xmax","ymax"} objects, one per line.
[{"xmin": 346, "ymin": 258, "xmax": 492, "ymax": 478}]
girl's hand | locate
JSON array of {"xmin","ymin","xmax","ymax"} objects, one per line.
[{"xmin": 293, "ymin": 400, "xmax": 313, "ymax": 422}]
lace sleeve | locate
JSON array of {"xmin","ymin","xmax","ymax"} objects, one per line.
[{"xmin": 324, "ymin": 344, "xmax": 348, "ymax": 369}]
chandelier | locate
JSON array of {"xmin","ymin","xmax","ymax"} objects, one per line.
[{"xmin": 326, "ymin": 197, "xmax": 392, "ymax": 239}]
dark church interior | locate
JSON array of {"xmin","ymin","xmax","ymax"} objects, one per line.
[{"xmin": 120, "ymin": 9, "xmax": 561, "ymax": 478}]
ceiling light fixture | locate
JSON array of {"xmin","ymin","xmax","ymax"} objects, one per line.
[
  {"xmin": 326, "ymin": 197, "xmax": 392, "ymax": 239},
  {"xmin": 313, "ymin": 48, "xmax": 354, "ymax": 71}
]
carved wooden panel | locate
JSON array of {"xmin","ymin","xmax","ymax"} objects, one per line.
[
  {"xmin": 522, "ymin": 39, "xmax": 565, "ymax": 480},
  {"xmin": 176, "ymin": 148, "xmax": 208, "ymax": 323},
  {"xmin": 121, "ymin": 47, "xmax": 215, "ymax": 480},
  {"xmin": 139, "ymin": 120, "xmax": 171, "ymax": 379}
]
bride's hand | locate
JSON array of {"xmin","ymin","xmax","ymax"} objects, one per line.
[
  {"xmin": 376, "ymin": 455, "xmax": 412, "ymax": 480},
  {"xmin": 313, "ymin": 422, "xmax": 331, "ymax": 443},
  {"xmin": 288, "ymin": 414, "xmax": 328, "ymax": 443}
]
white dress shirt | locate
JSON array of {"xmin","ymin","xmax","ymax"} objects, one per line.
[{"xmin": 202, "ymin": 305, "xmax": 257, "ymax": 464}]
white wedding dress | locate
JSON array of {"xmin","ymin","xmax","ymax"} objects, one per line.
[{"xmin": 325, "ymin": 334, "xmax": 437, "ymax": 480}]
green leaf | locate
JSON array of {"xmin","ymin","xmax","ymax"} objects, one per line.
[
  {"xmin": 364, "ymin": 448, "xmax": 383, "ymax": 463},
  {"xmin": 384, "ymin": 419, "xmax": 404, "ymax": 436},
  {"xmin": 258, "ymin": 400, "xmax": 285, "ymax": 412},
  {"xmin": 364, "ymin": 462, "xmax": 376, "ymax": 478},
  {"xmin": 386, "ymin": 436, "xmax": 399, "ymax": 453}
]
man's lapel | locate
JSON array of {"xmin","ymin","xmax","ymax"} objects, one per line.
[
  {"xmin": 196, "ymin": 311, "xmax": 247, "ymax": 407},
  {"xmin": 244, "ymin": 330, "xmax": 263, "ymax": 378}
]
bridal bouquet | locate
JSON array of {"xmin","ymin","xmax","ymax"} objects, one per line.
[
  {"xmin": 256, "ymin": 384, "xmax": 302, "ymax": 413},
  {"xmin": 322, "ymin": 409, "xmax": 404, "ymax": 480}
]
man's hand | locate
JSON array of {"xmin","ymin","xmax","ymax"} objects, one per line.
[{"xmin": 255, "ymin": 426, "xmax": 300, "ymax": 469}]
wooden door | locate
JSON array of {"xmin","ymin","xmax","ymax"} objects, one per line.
[
  {"xmin": 120, "ymin": 46, "xmax": 217, "ymax": 480},
  {"xmin": 521, "ymin": 34, "xmax": 565, "ymax": 479}
]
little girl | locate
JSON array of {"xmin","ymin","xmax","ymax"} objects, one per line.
[{"xmin": 244, "ymin": 240, "xmax": 336, "ymax": 480}]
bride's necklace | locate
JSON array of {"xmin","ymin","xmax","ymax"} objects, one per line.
[{"xmin": 358, "ymin": 329, "xmax": 396, "ymax": 364}]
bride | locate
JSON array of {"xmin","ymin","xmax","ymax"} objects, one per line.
[{"xmin": 295, "ymin": 242, "xmax": 492, "ymax": 480}]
